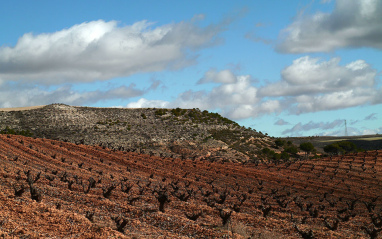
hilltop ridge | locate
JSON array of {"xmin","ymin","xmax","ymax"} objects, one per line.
[{"xmin": 0, "ymin": 104, "xmax": 277, "ymax": 162}]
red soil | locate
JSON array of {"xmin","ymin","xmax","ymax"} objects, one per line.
[{"xmin": 0, "ymin": 134, "xmax": 381, "ymax": 238}]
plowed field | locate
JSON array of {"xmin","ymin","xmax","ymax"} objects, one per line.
[{"xmin": 0, "ymin": 134, "xmax": 381, "ymax": 238}]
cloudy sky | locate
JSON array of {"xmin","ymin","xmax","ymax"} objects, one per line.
[{"xmin": 1, "ymin": 0, "xmax": 381, "ymax": 137}]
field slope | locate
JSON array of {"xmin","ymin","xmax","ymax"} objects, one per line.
[{"xmin": 1, "ymin": 134, "xmax": 382, "ymax": 238}]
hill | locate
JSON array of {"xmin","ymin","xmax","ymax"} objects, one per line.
[
  {"xmin": 0, "ymin": 104, "xmax": 278, "ymax": 163},
  {"xmin": 1, "ymin": 134, "xmax": 382, "ymax": 238},
  {"xmin": 283, "ymin": 135, "xmax": 382, "ymax": 153}
]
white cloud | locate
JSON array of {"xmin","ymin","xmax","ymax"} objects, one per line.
[
  {"xmin": 0, "ymin": 19, "xmax": 223, "ymax": 85},
  {"xmin": 277, "ymin": 0, "xmax": 382, "ymax": 53},
  {"xmin": 0, "ymin": 83, "xmax": 146, "ymax": 108},
  {"xmin": 176, "ymin": 74, "xmax": 264, "ymax": 119},
  {"xmin": 294, "ymin": 89, "xmax": 374, "ymax": 113},
  {"xmin": 126, "ymin": 98, "xmax": 170, "ymax": 108},
  {"xmin": 261, "ymin": 56, "xmax": 376, "ymax": 97},
  {"xmin": 127, "ymin": 54, "xmax": 380, "ymax": 125},
  {"xmin": 128, "ymin": 58, "xmax": 379, "ymax": 121},
  {"xmin": 127, "ymin": 71, "xmax": 267, "ymax": 119},
  {"xmin": 259, "ymin": 56, "xmax": 379, "ymax": 113},
  {"xmin": 362, "ymin": 127, "xmax": 382, "ymax": 135}
]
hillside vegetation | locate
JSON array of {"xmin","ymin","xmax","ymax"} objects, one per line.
[{"xmin": 0, "ymin": 104, "xmax": 280, "ymax": 163}]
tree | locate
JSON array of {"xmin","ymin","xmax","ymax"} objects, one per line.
[
  {"xmin": 275, "ymin": 138, "xmax": 286, "ymax": 147},
  {"xmin": 337, "ymin": 141, "xmax": 358, "ymax": 153},
  {"xmin": 300, "ymin": 142, "xmax": 315, "ymax": 158},
  {"xmin": 324, "ymin": 141, "xmax": 358, "ymax": 155},
  {"xmin": 324, "ymin": 143, "xmax": 343, "ymax": 155},
  {"xmin": 280, "ymin": 151, "xmax": 290, "ymax": 161},
  {"xmin": 285, "ymin": 145, "xmax": 299, "ymax": 155}
]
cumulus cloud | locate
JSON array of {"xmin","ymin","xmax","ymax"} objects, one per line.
[
  {"xmin": 128, "ymin": 70, "xmax": 283, "ymax": 120},
  {"xmin": 0, "ymin": 82, "xmax": 149, "ymax": 108},
  {"xmin": 260, "ymin": 56, "xmax": 376, "ymax": 97},
  {"xmin": 259, "ymin": 56, "xmax": 379, "ymax": 113},
  {"xmin": 294, "ymin": 89, "xmax": 375, "ymax": 113},
  {"xmin": 175, "ymin": 74, "xmax": 265, "ymax": 119},
  {"xmin": 128, "ymin": 56, "xmax": 380, "ymax": 121},
  {"xmin": 127, "ymin": 53, "xmax": 380, "ymax": 125},
  {"xmin": 0, "ymin": 19, "xmax": 223, "ymax": 85},
  {"xmin": 361, "ymin": 127, "xmax": 382, "ymax": 135},
  {"xmin": 277, "ymin": 0, "xmax": 382, "ymax": 53},
  {"xmin": 126, "ymin": 98, "xmax": 170, "ymax": 108}
]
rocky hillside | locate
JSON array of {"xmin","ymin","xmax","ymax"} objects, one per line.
[{"xmin": 0, "ymin": 104, "xmax": 277, "ymax": 162}]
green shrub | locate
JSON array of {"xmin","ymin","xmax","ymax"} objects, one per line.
[
  {"xmin": 300, "ymin": 142, "xmax": 315, "ymax": 157},
  {"xmin": 280, "ymin": 151, "xmax": 290, "ymax": 160},
  {"xmin": 154, "ymin": 109, "xmax": 167, "ymax": 117},
  {"xmin": 284, "ymin": 145, "xmax": 298, "ymax": 154},
  {"xmin": 324, "ymin": 141, "xmax": 358, "ymax": 155},
  {"xmin": 275, "ymin": 138, "xmax": 286, "ymax": 147},
  {"xmin": 0, "ymin": 126, "xmax": 33, "ymax": 137}
]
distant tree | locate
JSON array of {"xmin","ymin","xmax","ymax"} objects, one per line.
[
  {"xmin": 300, "ymin": 142, "xmax": 315, "ymax": 158},
  {"xmin": 284, "ymin": 145, "xmax": 299, "ymax": 155},
  {"xmin": 324, "ymin": 141, "xmax": 358, "ymax": 155},
  {"xmin": 280, "ymin": 151, "xmax": 290, "ymax": 161},
  {"xmin": 337, "ymin": 141, "xmax": 358, "ymax": 153},
  {"xmin": 275, "ymin": 138, "xmax": 286, "ymax": 147},
  {"xmin": 262, "ymin": 147, "xmax": 275, "ymax": 157},
  {"xmin": 324, "ymin": 143, "xmax": 343, "ymax": 155}
]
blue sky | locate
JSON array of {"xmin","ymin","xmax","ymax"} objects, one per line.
[{"xmin": 0, "ymin": 0, "xmax": 381, "ymax": 137}]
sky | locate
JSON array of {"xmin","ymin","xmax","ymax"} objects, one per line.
[{"xmin": 0, "ymin": 0, "xmax": 381, "ymax": 137}]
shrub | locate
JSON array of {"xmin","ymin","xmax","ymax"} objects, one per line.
[
  {"xmin": 171, "ymin": 108, "xmax": 186, "ymax": 116},
  {"xmin": 337, "ymin": 141, "xmax": 358, "ymax": 153},
  {"xmin": 0, "ymin": 126, "xmax": 33, "ymax": 137},
  {"xmin": 324, "ymin": 141, "xmax": 359, "ymax": 155},
  {"xmin": 154, "ymin": 109, "xmax": 167, "ymax": 117},
  {"xmin": 324, "ymin": 144, "xmax": 342, "ymax": 155},
  {"xmin": 275, "ymin": 138, "xmax": 285, "ymax": 147},
  {"xmin": 300, "ymin": 142, "xmax": 315, "ymax": 158},
  {"xmin": 284, "ymin": 145, "xmax": 298, "ymax": 155},
  {"xmin": 262, "ymin": 147, "xmax": 275, "ymax": 157},
  {"xmin": 280, "ymin": 151, "xmax": 290, "ymax": 160}
]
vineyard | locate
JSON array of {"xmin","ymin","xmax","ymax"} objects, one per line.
[{"xmin": 1, "ymin": 134, "xmax": 382, "ymax": 238}]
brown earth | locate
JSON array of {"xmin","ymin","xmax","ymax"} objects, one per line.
[
  {"xmin": 1, "ymin": 134, "xmax": 382, "ymax": 238},
  {"xmin": 0, "ymin": 105, "xmax": 46, "ymax": 112}
]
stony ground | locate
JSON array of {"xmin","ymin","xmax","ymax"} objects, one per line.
[
  {"xmin": 0, "ymin": 104, "xmax": 275, "ymax": 163},
  {"xmin": 1, "ymin": 134, "xmax": 382, "ymax": 238}
]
